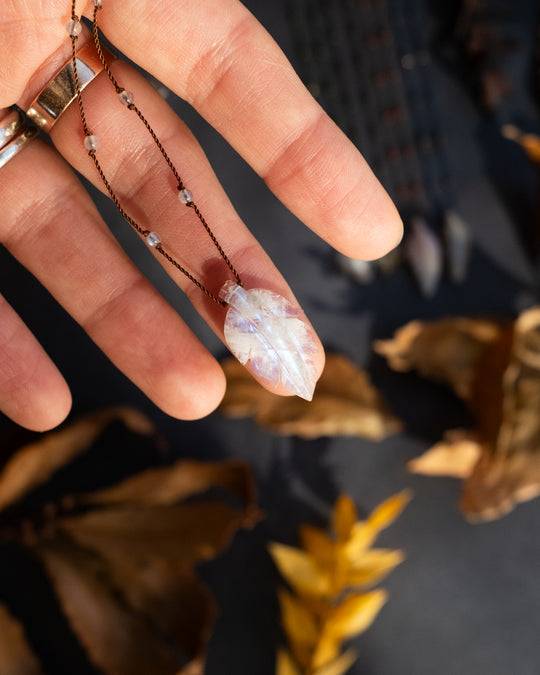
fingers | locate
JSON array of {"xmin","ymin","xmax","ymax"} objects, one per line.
[
  {"xmin": 34, "ymin": 58, "xmax": 325, "ymax": 393},
  {"xmin": 98, "ymin": 0, "xmax": 403, "ymax": 260},
  {"xmin": 0, "ymin": 293, "xmax": 71, "ymax": 431},
  {"xmin": 0, "ymin": 136, "xmax": 227, "ymax": 420}
]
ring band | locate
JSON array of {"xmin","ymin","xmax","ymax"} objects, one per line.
[
  {"xmin": 26, "ymin": 42, "xmax": 112, "ymax": 132},
  {"xmin": 0, "ymin": 109, "xmax": 24, "ymax": 150},
  {"xmin": 0, "ymin": 127, "xmax": 39, "ymax": 170}
]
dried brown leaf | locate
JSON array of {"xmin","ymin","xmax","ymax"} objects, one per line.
[
  {"xmin": 221, "ymin": 354, "xmax": 402, "ymax": 440},
  {"xmin": 60, "ymin": 501, "xmax": 260, "ymax": 567},
  {"xmin": 85, "ymin": 458, "xmax": 255, "ymax": 506},
  {"xmin": 408, "ymin": 430, "xmax": 482, "ymax": 478},
  {"xmin": 392, "ymin": 307, "xmax": 540, "ymax": 521},
  {"xmin": 78, "ymin": 540, "xmax": 213, "ymax": 663},
  {"xmin": 38, "ymin": 539, "xmax": 191, "ymax": 675},
  {"xmin": 0, "ymin": 407, "xmax": 155, "ymax": 512},
  {"xmin": 0, "ymin": 602, "xmax": 44, "ymax": 675},
  {"xmin": 374, "ymin": 317, "xmax": 504, "ymax": 401},
  {"xmin": 461, "ymin": 308, "xmax": 540, "ymax": 521}
]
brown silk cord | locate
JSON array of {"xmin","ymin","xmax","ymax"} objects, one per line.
[{"xmin": 69, "ymin": 1, "xmax": 243, "ymax": 306}]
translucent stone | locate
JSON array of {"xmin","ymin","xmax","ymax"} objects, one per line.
[
  {"xmin": 178, "ymin": 188, "xmax": 193, "ymax": 205},
  {"xmin": 404, "ymin": 216, "xmax": 442, "ymax": 297},
  {"xmin": 220, "ymin": 281, "xmax": 319, "ymax": 400},
  {"xmin": 146, "ymin": 232, "xmax": 161, "ymax": 247},
  {"xmin": 444, "ymin": 210, "xmax": 471, "ymax": 284},
  {"xmin": 119, "ymin": 89, "xmax": 134, "ymax": 106},
  {"xmin": 84, "ymin": 135, "xmax": 99, "ymax": 151},
  {"xmin": 92, "ymin": 0, "xmax": 103, "ymax": 7},
  {"xmin": 336, "ymin": 253, "xmax": 375, "ymax": 284},
  {"xmin": 66, "ymin": 19, "xmax": 82, "ymax": 37}
]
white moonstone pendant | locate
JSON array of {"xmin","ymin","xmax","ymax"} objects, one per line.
[{"xmin": 220, "ymin": 281, "xmax": 319, "ymax": 401}]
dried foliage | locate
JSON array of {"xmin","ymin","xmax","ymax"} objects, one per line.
[
  {"xmin": 270, "ymin": 492, "xmax": 410, "ymax": 675},
  {"xmin": 374, "ymin": 317, "xmax": 505, "ymax": 401},
  {"xmin": 220, "ymin": 354, "xmax": 402, "ymax": 440},
  {"xmin": 0, "ymin": 602, "xmax": 44, "ymax": 675},
  {"xmin": 0, "ymin": 408, "xmax": 259, "ymax": 675},
  {"xmin": 376, "ymin": 307, "xmax": 540, "ymax": 521}
]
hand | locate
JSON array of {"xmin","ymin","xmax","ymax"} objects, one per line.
[{"xmin": 0, "ymin": 0, "xmax": 402, "ymax": 431}]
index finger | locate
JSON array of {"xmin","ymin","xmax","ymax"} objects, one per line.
[{"xmin": 96, "ymin": 0, "xmax": 402, "ymax": 260}]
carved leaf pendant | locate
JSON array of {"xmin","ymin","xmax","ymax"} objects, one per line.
[{"xmin": 220, "ymin": 281, "xmax": 319, "ymax": 401}]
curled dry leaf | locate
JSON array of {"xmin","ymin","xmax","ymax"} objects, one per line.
[
  {"xmin": 379, "ymin": 308, "xmax": 540, "ymax": 521},
  {"xmin": 0, "ymin": 407, "xmax": 155, "ymax": 512},
  {"xmin": 221, "ymin": 354, "xmax": 402, "ymax": 440},
  {"xmin": 374, "ymin": 317, "xmax": 505, "ymax": 401},
  {"xmin": 461, "ymin": 307, "xmax": 540, "ymax": 521},
  {"xmin": 0, "ymin": 408, "xmax": 259, "ymax": 674},
  {"xmin": 273, "ymin": 492, "xmax": 408, "ymax": 675},
  {"xmin": 59, "ymin": 501, "xmax": 260, "ymax": 568},
  {"xmin": 39, "ymin": 539, "xmax": 197, "ymax": 675},
  {"xmin": 0, "ymin": 602, "xmax": 44, "ymax": 675},
  {"xmin": 84, "ymin": 458, "xmax": 256, "ymax": 506},
  {"xmin": 408, "ymin": 430, "xmax": 482, "ymax": 478}
]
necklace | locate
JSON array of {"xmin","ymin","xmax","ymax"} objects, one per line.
[{"xmin": 66, "ymin": 0, "xmax": 320, "ymax": 400}]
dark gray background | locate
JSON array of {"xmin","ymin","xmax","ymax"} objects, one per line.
[{"xmin": 1, "ymin": 0, "xmax": 540, "ymax": 673}]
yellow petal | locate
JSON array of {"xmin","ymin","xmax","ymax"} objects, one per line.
[
  {"xmin": 325, "ymin": 590, "xmax": 387, "ymax": 642},
  {"xmin": 299, "ymin": 525, "xmax": 336, "ymax": 569},
  {"xmin": 311, "ymin": 631, "xmax": 341, "ymax": 671},
  {"xmin": 278, "ymin": 590, "xmax": 319, "ymax": 667},
  {"xmin": 269, "ymin": 543, "xmax": 329, "ymax": 596},
  {"xmin": 332, "ymin": 495, "xmax": 357, "ymax": 542},
  {"xmin": 347, "ymin": 491, "xmax": 411, "ymax": 554},
  {"xmin": 367, "ymin": 490, "xmax": 412, "ymax": 532},
  {"xmin": 276, "ymin": 649, "xmax": 301, "ymax": 675},
  {"xmin": 345, "ymin": 549, "xmax": 406, "ymax": 587},
  {"xmin": 312, "ymin": 649, "xmax": 357, "ymax": 675}
]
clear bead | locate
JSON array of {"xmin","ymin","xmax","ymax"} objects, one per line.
[
  {"xmin": 146, "ymin": 232, "xmax": 161, "ymax": 248},
  {"xmin": 92, "ymin": 0, "xmax": 103, "ymax": 7},
  {"xmin": 178, "ymin": 188, "xmax": 193, "ymax": 205},
  {"xmin": 119, "ymin": 90, "xmax": 135, "ymax": 107},
  {"xmin": 66, "ymin": 19, "xmax": 82, "ymax": 37},
  {"xmin": 84, "ymin": 135, "xmax": 99, "ymax": 151}
]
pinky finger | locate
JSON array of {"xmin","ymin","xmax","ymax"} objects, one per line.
[{"xmin": 0, "ymin": 293, "xmax": 72, "ymax": 431}]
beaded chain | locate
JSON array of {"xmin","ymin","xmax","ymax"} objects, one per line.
[{"xmin": 66, "ymin": 0, "xmax": 243, "ymax": 307}]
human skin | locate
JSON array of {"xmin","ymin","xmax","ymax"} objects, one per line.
[{"xmin": 0, "ymin": 0, "xmax": 402, "ymax": 431}]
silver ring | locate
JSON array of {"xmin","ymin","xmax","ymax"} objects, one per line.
[
  {"xmin": 0, "ymin": 126, "xmax": 39, "ymax": 170},
  {"xmin": 0, "ymin": 109, "xmax": 23, "ymax": 150}
]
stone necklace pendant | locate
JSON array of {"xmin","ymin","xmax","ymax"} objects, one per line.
[{"xmin": 220, "ymin": 281, "xmax": 319, "ymax": 401}]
